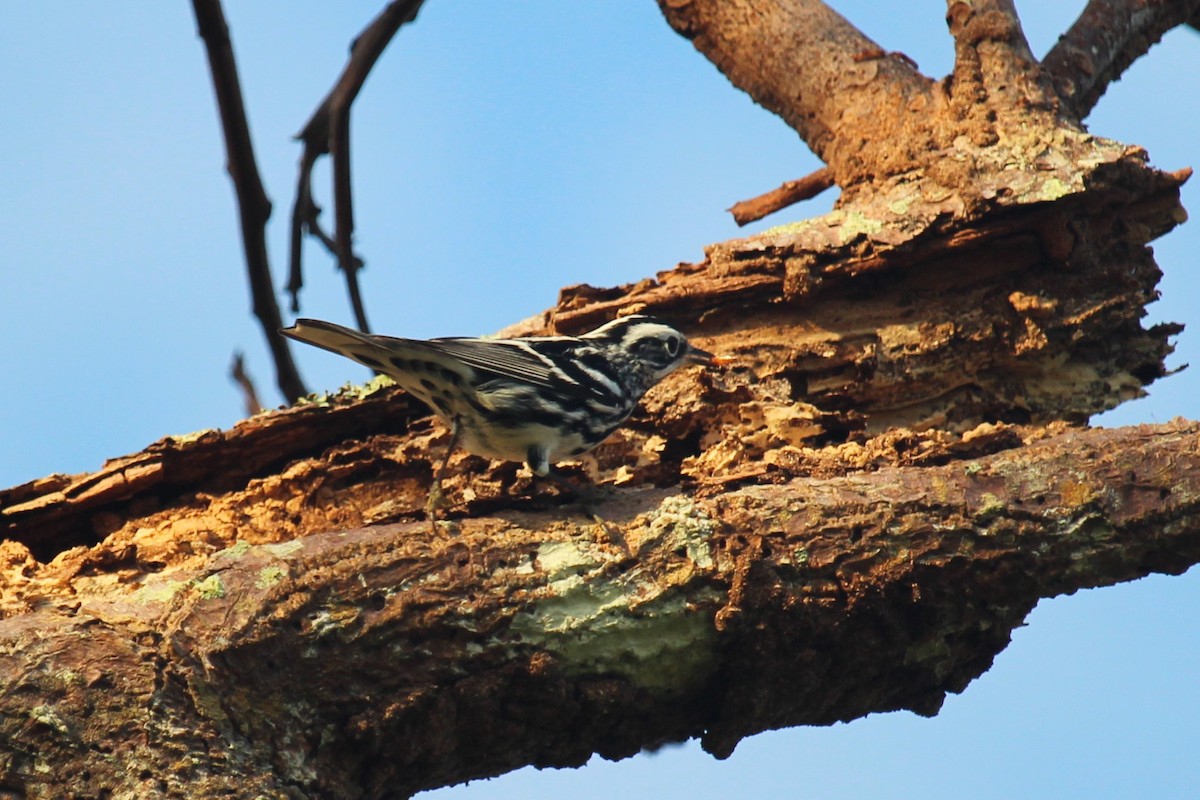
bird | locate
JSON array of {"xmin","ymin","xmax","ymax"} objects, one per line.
[{"xmin": 281, "ymin": 314, "xmax": 716, "ymax": 529}]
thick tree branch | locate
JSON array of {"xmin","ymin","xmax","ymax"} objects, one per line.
[
  {"xmin": 656, "ymin": 0, "xmax": 935, "ymax": 187},
  {"xmin": 287, "ymin": 0, "xmax": 425, "ymax": 331},
  {"xmin": 1043, "ymin": 0, "xmax": 1200, "ymax": 121},
  {"xmin": 2, "ymin": 421, "xmax": 1197, "ymax": 797},
  {"xmin": 191, "ymin": 0, "xmax": 307, "ymax": 402},
  {"xmin": 945, "ymin": 0, "xmax": 1057, "ymax": 129}
]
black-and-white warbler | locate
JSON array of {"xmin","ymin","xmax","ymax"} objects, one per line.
[{"xmin": 281, "ymin": 314, "xmax": 715, "ymax": 522}]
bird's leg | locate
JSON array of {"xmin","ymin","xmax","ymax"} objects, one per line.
[{"xmin": 427, "ymin": 416, "xmax": 462, "ymax": 534}]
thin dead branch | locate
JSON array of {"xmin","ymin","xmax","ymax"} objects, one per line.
[
  {"xmin": 229, "ymin": 351, "xmax": 264, "ymax": 416},
  {"xmin": 288, "ymin": 0, "xmax": 426, "ymax": 332},
  {"xmin": 1043, "ymin": 0, "xmax": 1200, "ymax": 120},
  {"xmin": 191, "ymin": 0, "xmax": 307, "ymax": 402},
  {"xmin": 729, "ymin": 166, "xmax": 836, "ymax": 225}
]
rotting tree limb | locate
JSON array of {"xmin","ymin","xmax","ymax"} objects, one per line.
[
  {"xmin": 2, "ymin": 144, "xmax": 1188, "ymax": 572},
  {"xmin": 0, "ymin": 140, "xmax": 1188, "ymax": 795},
  {"xmin": 191, "ymin": 0, "xmax": 307, "ymax": 402},
  {"xmin": 1044, "ymin": 0, "xmax": 1200, "ymax": 122},
  {"xmin": 1, "ymin": 421, "xmax": 1197, "ymax": 798},
  {"xmin": 287, "ymin": 0, "xmax": 426, "ymax": 330}
]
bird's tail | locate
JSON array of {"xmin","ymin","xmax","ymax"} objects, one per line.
[{"xmin": 281, "ymin": 318, "xmax": 394, "ymax": 373}]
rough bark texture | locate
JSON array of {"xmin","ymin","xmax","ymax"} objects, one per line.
[
  {"xmin": 2, "ymin": 420, "xmax": 1198, "ymax": 798},
  {"xmin": 1044, "ymin": 0, "xmax": 1200, "ymax": 120},
  {"xmin": 1, "ymin": 2, "xmax": 1196, "ymax": 798}
]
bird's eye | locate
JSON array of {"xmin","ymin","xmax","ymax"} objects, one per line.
[{"xmin": 664, "ymin": 335, "xmax": 681, "ymax": 356}]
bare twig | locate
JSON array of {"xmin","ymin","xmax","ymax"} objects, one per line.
[
  {"xmin": 191, "ymin": 0, "xmax": 307, "ymax": 402},
  {"xmin": 288, "ymin": 0, "xmax": 426, "ymax": 332},
  {"xmin": 229, "ymin": 351, "xmax": 264, "ymax": 416},
  {"xmin": 729, "ymin": 167, "xmax": 836, "ymax": 226},
  {"xmin": 1043, "ymin": 0, "xmax": 1200, "ymax": 120}
]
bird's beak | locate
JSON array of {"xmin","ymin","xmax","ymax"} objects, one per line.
[{"xmin": 686, "ymin": 345, "xmax": 725, "ymax": 366}]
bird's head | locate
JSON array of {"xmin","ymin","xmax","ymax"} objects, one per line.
[{"xmin": 583, "ymin": 314, "xmax": 717, "ymax": 385}]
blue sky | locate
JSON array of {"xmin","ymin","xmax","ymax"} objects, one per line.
[{"xmin": 1, "ymin": 3, "xmax": 1196, "ymax": 797}]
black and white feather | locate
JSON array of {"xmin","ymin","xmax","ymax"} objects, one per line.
[{"xmin": 281, "ymin": 315, "xmax": 714, "ymax": 477}]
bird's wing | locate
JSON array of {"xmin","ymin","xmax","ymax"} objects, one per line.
[{"xmin": 423, "ymin": 337, "xmax": 592, "ymax": 396}]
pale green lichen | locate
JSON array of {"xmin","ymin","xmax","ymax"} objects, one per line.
[
  {"xmin": 510, "ymin": 499, "xmax": 721, "ymax": 694},
  {"xmin": 975, "ymin": 492, "xmax": 1006, "ymax": 522},
  {"xmin": 535, "ymin": 539, "xmax": 607, "ymax": 582},
  {"xmin": 134, "ymin": 572, "xmax": 229, "ymax": 604},
  {"xmin": 220, "ymin": 540, "xmax": 252, "ymax": 559},
  {"xmin": 637, "ymin": 495, "xmax": 717, "ymax": 569},
  {"xmin": 1037, "ymin": 177, "xmax": 1073, "ymax": 202},
  {"xmin": 838, "ymin": 210, "xmax": 885, "ymax": 242},
  {"xmin": 256, "ymin": 565, "xmax": 288, "ymax": 589},
  {"xmin": 294, "ymin": 374, "xmax": 396, "ymax": 408},
  {"xmin": 262, "ymin": 540, "xmax": 304, "ymax": 558},
  {"xmin": 192, "ymin": 573, "xmax": 226, "ymax": 600},
  {"xmin": 511, "ymin": 565, "xmax": 720, "ymax": 693},
  {"xmin": 133, "ymin": 579, "xmax": 189, "ymax": 605},
  {"xmin": 56, "ymin": 669, "xmax": 83, "ymax": 687},
  {"xmin": 762, "ymin": 218, "xmax": 817, "ymax": 237},
  {"xmin": 29, "ymin": 705, "xmax": 70, "ymax": 736}
]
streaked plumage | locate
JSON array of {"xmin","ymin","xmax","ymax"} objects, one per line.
[{"xmin": 281, "ymin": 315, "xmax": 714, "ymax": 486}]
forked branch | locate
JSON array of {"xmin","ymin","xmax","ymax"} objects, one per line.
[
  {"xmin": 945, "ymin": 0, "xmax": 1048, "ymax": 109},
  {"xmin": 287, "ymin": 0, "xmax": 426, "ymax": 331}
]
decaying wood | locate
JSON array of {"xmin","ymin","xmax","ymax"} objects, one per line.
[
  {"xmin": 1, "ymin": 420, "xmax": 1197, "ymax": 798},
  {"xmin": 2, "ymin": 2, "xmax": 1197, "ymax": 797}
]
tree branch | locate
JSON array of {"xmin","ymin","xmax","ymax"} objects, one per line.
[
  {"xmin": 191, "ymin": 0, "xmax": 307, "ymax": 402},
  {"xmin": 944, "ymin": 0, "xmax": 1059, "ymax": 137},
  {"xmin": 655, "ymin": 0, "xmax": 934, "ymax": 187},
  {"xmin": 728, "ymin": 166, "xmax": 836, "ymax": 225},
  {"xmin": 229, "ymin": 350, "xmax": 263, "ymax": 417},
  {"xmin": 3, "ymin": 9, "xmax": 1193, "ymax": 793},
  {"xmin": 287, "ymin": 0, "xmax": 426, "ymax": 331},
  {"xmin": 1042, "ymin": 0, "xmax": 1200, "ymax": 121},
  {"xmin": 2, "ymin": 420, "xmax": 1197, "ymax": 797}
]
